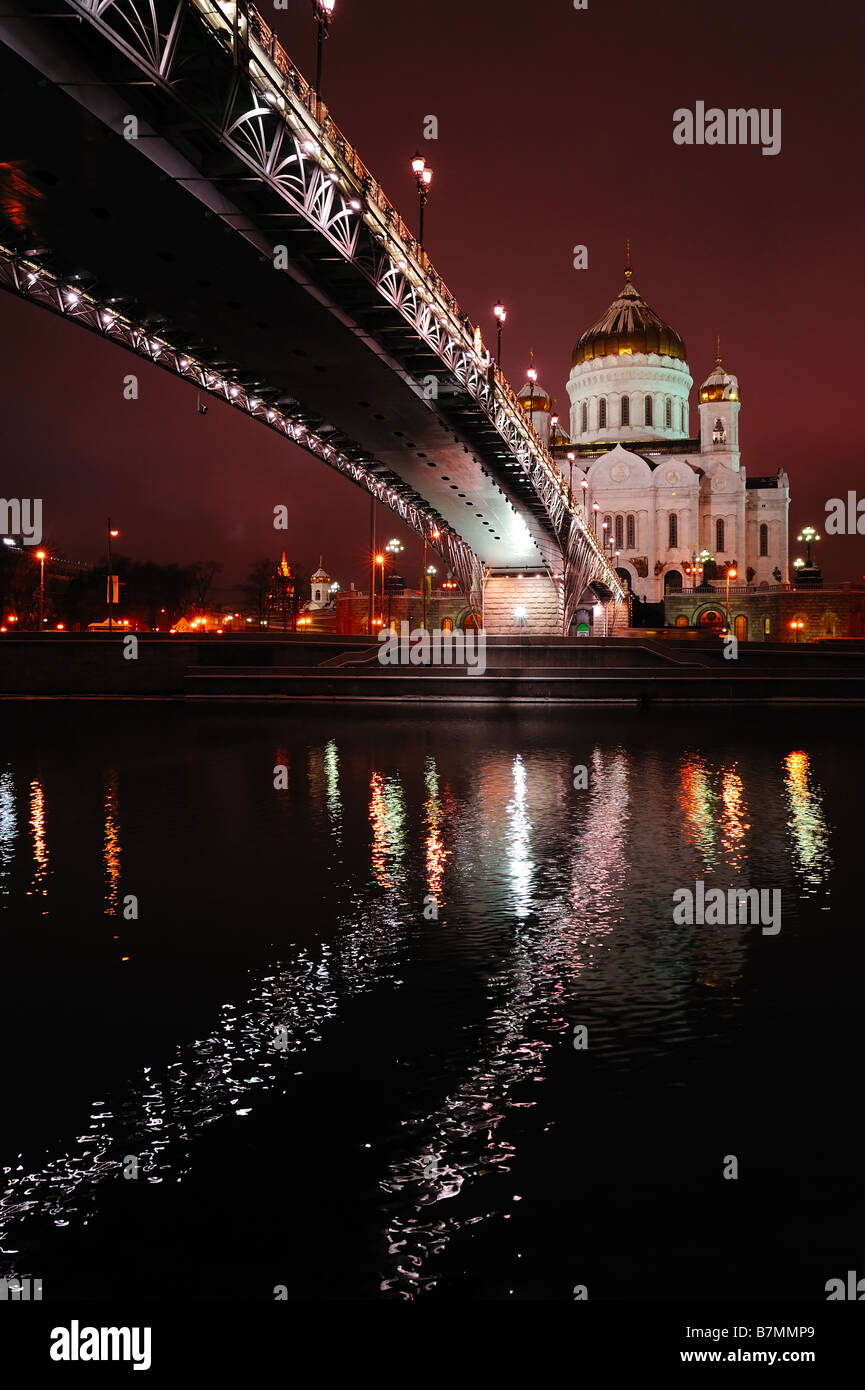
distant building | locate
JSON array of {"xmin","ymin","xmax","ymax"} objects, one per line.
[{"xmin": 531, "ymin": 252, "xmax": 790, "ymax": 605}]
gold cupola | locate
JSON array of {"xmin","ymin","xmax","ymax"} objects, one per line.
[{"xmin": 572, "ymin": 245, "xmax": 687, "ymax": 367}]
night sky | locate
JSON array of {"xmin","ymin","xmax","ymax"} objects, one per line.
[{"xmin": 2, "ymin": 0, "xmax": 863, "ymax": 595}]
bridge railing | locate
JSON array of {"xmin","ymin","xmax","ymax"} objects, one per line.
[{"xmin": 189, "ymin": 2, "xmax": 619, "ymax": 596}]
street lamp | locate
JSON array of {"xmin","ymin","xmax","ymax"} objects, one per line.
[
  {"xmin": 790, "ymin": 618, "xmax": 805, "ymax": 643},
  {"xmin": 580, "ymin": 477, "xmax": 589, "ymax": 516},
  {"xmin": 423, "ymin": 564, "xmax": 437, "ymax": 633},
  {"xmin": 107, "ymin": 518, "xmax": 119, "ymax": 633},
  {"xmin": 312, "ymin": 0, "xmax": 335, "ymax": 105},
  {"xmin": 411, "ymin": 153, "xmax": 432, "ymax": 245},
  {"xmin": 564, "ymin": 451, "xmax": 575, "ymax": 505},
  {"xmin": 493, "ymin": 301, "xmax": 506, "ymax": 366},
  {"xmin": 35, "ymin": 549, "xmax": 46, "ymax": 634},
  {"xmin": 797, "ymin": 526, "xmax": 820, "ymax": 568},
  {"xmin": 725, "ymin": 566, "xmax": 738, "ymax": 630},
  {"xmin": 374, "ymin": 553, "xmax": 384, "ymax": 628},
  {"xmin": 592, "ymin": 501, "xmax": 599, "ymax": 535},
  {"xmin": 527, "ymin": 364, "xmax": 537, "ymax": 419},
  {"xmin": 550, "ymin": 414, "xmax": 559, "ymax": 449}
]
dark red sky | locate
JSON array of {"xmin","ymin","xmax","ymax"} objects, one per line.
[{"xmin": 2, "ymin": 0, "xmax": 863, "ymax": 594}]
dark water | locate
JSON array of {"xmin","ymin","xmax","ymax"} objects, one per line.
[{"xmin": 0, "ymin": 704, "xmax": 861, "ymax": 1301}]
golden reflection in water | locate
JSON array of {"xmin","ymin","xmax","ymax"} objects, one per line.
[
  {"xmin": 369, "ymin": 772, "xmax": 406, "ymax": 890},
  {"xmin": 679, "ymin": 756, "xmax": 721, "ymax": 869},
  {"xmin": 28, "ymin": 779, "xmax": 48, "ymax": 897},
  {"xmin": 0, "ymin": 769, "xmax": 15, "ymax": 891},
  {"xmin": 506, "ymin": 755, "xmax": 534, "ymax": 919},
  {"xmin": 104, "ymin": 771, "xmax": 121, "ymax": 914},
  {"xmin": 568, "ymin": 748, "xmax": 630, "ymax": 926},
  {"xmin": 423, "ymin": 757, "xmax": 450, "ymax": 903},
  {"xmin": 720, "ymin": 768, "xmax": 750, "ymax": 874},
  {"xmin": 783, "ymin": 750, "xmax": 831, "ymax": 890}
]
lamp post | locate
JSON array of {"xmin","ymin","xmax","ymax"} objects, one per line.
[
  {"xmin": 527, "ymin": 365, "xmax": 537, "ymax": 420},
  {"xmin": 385, "ymin": 537, "xmax": 403, "ymax": 628},
  {"xmin": 374, "ymin": 553, "xmax": 384, "ymax": 628},
  {"xmin": 550, "ymin": 414, "xmax": 558, "ymax": 450},
  {"xmin": 424, "ymin": 565, "xmax": 436, "ymax": 632},
  {"xmin": 35, "ymin": 549, "xmax": 46, "ymax": 634},
  {"xmin": 493, "ymin": 301, "xmax": 506, "ymax": 366},
  {"xmin": 790, "ymin": 619, "xmax": 805, "ymax": 644},
  {"xmin": 107, "ymin": 519, "xmax": 119, "ymax": 633},
  {"xmin": 580, "ymin": 477, "xmax": 589, "ymax": 517},
  {"xmin": 312, "ymin": 0, "xmax": 335, "ymax": 104},
  {"xmin": 411, "ymin": 152, "xmax": 432, "ymax": 245},
  {"xmin": 724, "ymin": 566, "xmax": 738, "ymax": 631},
  {"xmin": 592, "ymin": 501, "xmax": 599, "ymax": 535},
  {"xmin": 797, "ymin": 526, "xmax": 820, "ymax": 568}
]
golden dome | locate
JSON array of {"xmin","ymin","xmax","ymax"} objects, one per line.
[
  {"xmin": 572, "ymin": 268, "xmax": 687, "ymax": 368},
  {"xmin": 699, "ymin": 342, "xmax": 740, "ymax": 402},
  {"xmin": 517, "ymin": 380, "xmax": 552, "ymax": 412}
]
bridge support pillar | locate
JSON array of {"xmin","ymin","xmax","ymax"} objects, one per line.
[{"xmin": 483, "ymin": 574, "xmax": 562, "ymax": 635}]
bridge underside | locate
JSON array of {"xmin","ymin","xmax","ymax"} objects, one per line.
[{"xmin": 0, "ymin": 23, "xmax": 555, "ymax": 575}]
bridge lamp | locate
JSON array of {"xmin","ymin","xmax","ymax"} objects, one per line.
[
  {"xmin": 493, "ymin": 301, "xmax": 506, "ymax": 365},
  {"xmin": 313, "ymin": 0, "xmax": 336, "ymax": 103},
  {"xmin": 411, "ymin": 154, "xmax": 433, "ymax": 246},
  {"xmin": 793, "ymin": 557, "xmax": 804, "ymax": 570}
]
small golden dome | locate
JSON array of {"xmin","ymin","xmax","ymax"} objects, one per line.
[
  {"xmin": 699, "ymin": 345, "xmax": 740, "ymax": 403},
  {"xmin": 517, "ymin": 380, "xmax": 552, "ymax": 413}
]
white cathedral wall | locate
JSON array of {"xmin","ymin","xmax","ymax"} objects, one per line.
[
  {"xmin": 567, "ymin": 353, "xmax": 693, "ymax": 443},
  {"xmin": 746, "ymin": 488, "xmax": 790, "ymax": 585}
]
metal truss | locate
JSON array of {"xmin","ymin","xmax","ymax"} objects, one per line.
[
  {"xmin": 0, "ymin": 244, "xmax": 484, "ymax": 602},
  {"xmin": 33, "ymin": 0, "xmax": 622, "ymax": 606}
]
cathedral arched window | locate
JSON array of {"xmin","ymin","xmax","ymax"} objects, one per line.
[
  {"xmin": 644, "ymin": 395, "xmax": 653, "ymax": 427},
  {"xmin": 581, "ymin": 402, "xmax": 588, "ymax": 434},
  {"xmin": 626, "ymin": 514, "xmax": 636, "ymax": 549},
  {"xmin": 599, "ymin": 397, "xmax": 607, "ymax": 429},
  {"xmin": 615, "ymin": 515, "xmax": 624, "ymax": 550},
  {"xmin": 759, "ymin": 523, "xmax": 769, "ymax": 557},
  {"xmin": 621, "ymin": 395, "xmax": 630, "ymax": 426},
  {"xmin": 668, "ymin": 512, "xmax": 678, "ymax": 549},
  {"xmin": 713, "ymin": 417, "xmax": 726, "ymax": 445},
  {"xmin": 716, "ymin": 518, "xmax": 725, "ymax": 553},
  {"xmin": 665, "ymin": 397, "xmax": 673, "ymax": 429},
  {"xmin": 681, "ymin": 400, "xmax": 687, "ymax": 432}
]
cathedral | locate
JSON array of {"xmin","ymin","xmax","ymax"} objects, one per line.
[{"xmin": 517, "ymin": 256, "xmax": 790, "ymax": 605}]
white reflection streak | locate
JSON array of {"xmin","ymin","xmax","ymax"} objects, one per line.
[
  {"xmin": 380, "ymin": 751, "xmax": 632, "ymax": 1298},
  {"xmin": 506, "ymin": 755, "xmax": 532, "ymax": 920},
  {"xmin": 324, "ymin": 740, "xmax": 342, "ymax": 842},
  {"xmin": 0, "ymin": 899, "xmax": 411, "ymax": 1273},
  {"xmin": 0, "ymin": 770, "xmax": 15, "ymax": 892}
]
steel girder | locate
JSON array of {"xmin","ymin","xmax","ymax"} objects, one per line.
[{"xmin": 0, "ymin": 244, "xmax": 484, "ymax": 600}]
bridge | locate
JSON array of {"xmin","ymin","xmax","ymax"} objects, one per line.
[{"xmin": 0, "ymin": 0, "xmax": 625, "ymax": 630}]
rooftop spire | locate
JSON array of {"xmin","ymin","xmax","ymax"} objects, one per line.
[
  {"xmin": 625, "ymin": 238, "xmax": 632, "ymax": 282},
  {"xmin": 715, "ymin": 333, "xmax": 723, "ymax": 367}
]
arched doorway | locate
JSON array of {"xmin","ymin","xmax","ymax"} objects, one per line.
[
  {"xmin": 734, "ymin": 615, "xmax": 748, "ymax": 642},
  {"xmin": 462, "ymin": 611, "xmax": 482, "ymax": 632},
  {"xmin": 615, "ymin": 566, "xmax": 633, "ymax": 593},
  {"xmin": 664, "ymin": 570, "xmax": 683, "ymax": 593},
  {"xmin": 675, "ymin": 614, "xmax": 689, "ymax": 627},
  {"xmin": 697, "ymin": 607, "xmax": 724, "ymax": 631}
]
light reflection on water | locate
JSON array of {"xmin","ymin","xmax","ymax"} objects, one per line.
[{"xmin": 0, "ymin": 718, "xmax": 842, "ymax": 1296}]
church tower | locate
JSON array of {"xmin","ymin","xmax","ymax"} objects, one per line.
[{"xmin": 698, "ymin": 339, "xmax": 741, "ymax": 469}]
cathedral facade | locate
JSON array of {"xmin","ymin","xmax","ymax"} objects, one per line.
[{"xmin": 518, "ymin": 261, "xmax": 790, "ymax": 606}]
